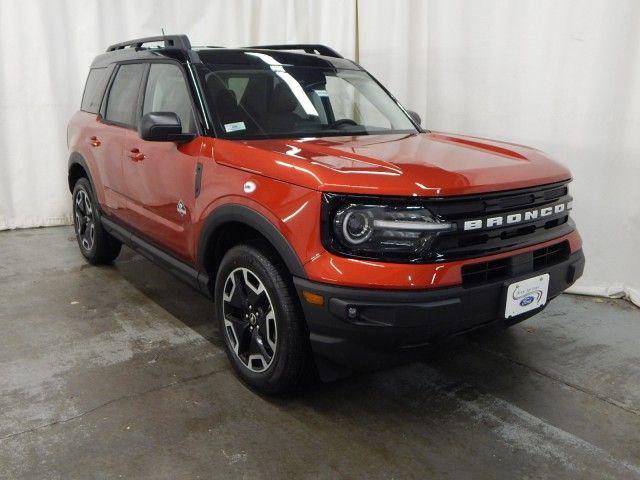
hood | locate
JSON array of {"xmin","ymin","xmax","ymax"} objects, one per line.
[{"xmin": 215, "ymin": 132, "xmax": 571, "ymax": 197}]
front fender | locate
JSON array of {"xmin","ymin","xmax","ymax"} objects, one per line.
[{"xmin": 196, "ymin": 202, "xmax": 307, "ymax": 278}]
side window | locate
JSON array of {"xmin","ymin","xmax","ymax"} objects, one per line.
[
  {"xmin": 81, "ymin": 68, "xmax": 107, "ymax": 114},
  {"xmin": 143, "ymin": 63, "xmax": 196, "ymax": 134},
  {"xmin": 105, "ymin": 64, "xmax": 145, "ymax": 127}
]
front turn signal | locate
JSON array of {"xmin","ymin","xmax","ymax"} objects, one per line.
[{"xmin": 302, "ymin": 291, "xmax": 324, "ymax": 306}]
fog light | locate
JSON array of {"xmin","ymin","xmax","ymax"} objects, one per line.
[{"xmin": 346, "ymin": 306, "xmax": 358, "ymax": 319}]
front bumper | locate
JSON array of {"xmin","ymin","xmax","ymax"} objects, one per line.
[{"xmin": 294, "ymin": 249, "xmax": 585, "ymax": 381}]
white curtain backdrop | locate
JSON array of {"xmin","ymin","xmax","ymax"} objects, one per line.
[
  {"xmin": 0, "ymin": 0, "xmax": 356, "ymax": 231},
  {"xmin": 0, "ymin": 0, "xmax": 637, "ymax": 304},
  {"xmin": 358, "ymin": 0, "xmax": 640, "ymax": 305}
]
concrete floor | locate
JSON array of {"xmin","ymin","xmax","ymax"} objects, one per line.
[{"xmin": 0, "ymin": 226, "xmax": 639, "ymax": 479}]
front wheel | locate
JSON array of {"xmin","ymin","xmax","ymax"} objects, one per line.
[{"xmin": 215, "ymin": 243, "xmax": 312, "ymax": 394}]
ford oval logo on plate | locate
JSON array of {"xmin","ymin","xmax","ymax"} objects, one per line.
[{"xmin": 520, "ymin": 295, "xmax": 535, "ymax": 307}]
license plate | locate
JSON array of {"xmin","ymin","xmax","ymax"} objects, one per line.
[{"xmin": 504, "ymin": 274, "xmax": 549, "ymax": 319}]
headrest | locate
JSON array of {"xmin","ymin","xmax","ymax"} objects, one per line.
[
  {"xmin": 205, "ymin": 75, "xmax": 225, "ymax": 100},
  {"xmin": 268, "ymin": 83, "xmax": 298, "ymax": 114},
  {"xmin": 216, "ymin": 89, "xmax": 238, "ymax": 112}
]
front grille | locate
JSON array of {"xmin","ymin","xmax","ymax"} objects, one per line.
[
  {"xmin": 321, "ymin": 181, "xmax": 575, "ymax": 264},
  {"xmin": 428, "ymin": 181, "xmax": 574, "ymax": 261},
  {"xmin": 461, "ymin": 240, "xmax": 571, "ymax": 286}
]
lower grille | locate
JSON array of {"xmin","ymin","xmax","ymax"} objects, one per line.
[
  {"xmin": 533, "ymin": 241, "xmax": 570, "ymax": 270},
  {"xmin": 460, "ymin": 258, "xmax": 509, "ymax": 285},
  {"xmin": 461, "ymin": 240, "xmax": 571, "ymax": 286}
]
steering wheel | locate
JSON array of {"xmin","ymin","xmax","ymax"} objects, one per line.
[{"xmin": 328, "ymin": 118, "xmax": 359, "ymax": 129}]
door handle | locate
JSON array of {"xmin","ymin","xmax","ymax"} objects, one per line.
[
  {"xmin": 127, "ymin": 148, "xmax": 145, "ymax": 162},
  {"xmin": 89, "ymin": 136, "xmax": 101, "ymax": 147}
]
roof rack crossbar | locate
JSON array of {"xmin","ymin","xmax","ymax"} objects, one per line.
[
  {"xmin": 107, "ymin": 35, "xmax": 192, "ymax": 52},
  {"xmin": 247, "ymin": 44, "xmax": 343, "ymax": 58}
]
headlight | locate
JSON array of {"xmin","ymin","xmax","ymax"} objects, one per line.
[{"xmin": 322, "ymin": 195, "xmax": 456, "ymax": 261}]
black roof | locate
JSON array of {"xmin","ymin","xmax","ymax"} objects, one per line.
[{"xmin": 91, "ymin": 34, "xmax": 360, "ymax": 70}]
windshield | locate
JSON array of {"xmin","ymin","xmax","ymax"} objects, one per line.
[{"xmin": 199, "ymin": 58, "xmax": 418, "ymax": 140}]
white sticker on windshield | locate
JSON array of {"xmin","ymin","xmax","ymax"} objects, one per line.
[
  {"xmin": 224, "ymin": 121, "xmax": 246, "ymax": 133},
  {"xmin": 314, "ymin": 89, "xmax": 329, "ymax": 97}
]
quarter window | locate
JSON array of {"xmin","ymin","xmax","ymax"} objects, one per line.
[
  {"xmin": 105, "ymin": 64, "xmax": 145, "ymax": 127},
  {"xmin": 143, "ymin": 64, "xmax": 196, "ymax": 134},
  {"xmin": 81, "ymin": 68, "xmax": 108, "ymax": 114}
]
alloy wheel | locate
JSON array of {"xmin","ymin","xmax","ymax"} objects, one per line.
[
  {"xmin": 74, "ymin": 189, "xmax": 95, "ymax": 252},
  {"xmin": 222, "ymin": 267, "xmax": 278, "ymax": 372}
]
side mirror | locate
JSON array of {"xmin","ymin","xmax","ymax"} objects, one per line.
[
  {"xmin": 139, "ymin": 112, "xmax": 195, "ymax": 143},
  {"xmin": 406, "ymin": 110, "xmax": 422, "ymax": 126}
]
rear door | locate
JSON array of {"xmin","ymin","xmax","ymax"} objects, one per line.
[
  {"xmin": 95, "ymin": 63, "xmax": 146, "ymax": 218},
  {"xmin": 122, "ymin": 62, "xmax": 202, "ymax": 260}
]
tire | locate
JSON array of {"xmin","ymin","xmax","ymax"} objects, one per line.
[
  {"xmin": 214, "ymin": 243, "xmax": 312, "ymax": 395},
  {"xmin": 72, "ymin": 177, "xmax": 122, "ymax": 265}
]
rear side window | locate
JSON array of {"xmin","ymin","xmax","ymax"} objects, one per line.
[
  {"xmin": 81, "ymin": 68, "xmax": 108, "ymax": 114},
  {"xmin": 105, "ymin": 64, "xmax": 145, "ymax": 127}
]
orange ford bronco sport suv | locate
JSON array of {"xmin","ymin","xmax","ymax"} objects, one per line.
[{"xmin": 68, "ymin": 35, "xmax": 584, "ymax": 393}]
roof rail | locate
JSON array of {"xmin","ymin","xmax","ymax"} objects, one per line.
[
  {"xmin": 247, "ymin": 44, "xmax": 343, "ymax": 59},
  {"xmin": 106, "ymin": 35, "xmax": 192, "ymax": 52}
]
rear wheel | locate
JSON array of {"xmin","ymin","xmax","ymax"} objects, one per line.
[
  {"xmin": 72, "ymin": 178, "xmax": 121, "ymax": 264},
  {"xmin": 215, "ymin": 243, "xmax": 312, "ymax": 394}
]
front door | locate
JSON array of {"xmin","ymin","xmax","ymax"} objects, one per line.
[{"xmin": 122, "ymin": 62, "xmax": 202, "ymax": 261}]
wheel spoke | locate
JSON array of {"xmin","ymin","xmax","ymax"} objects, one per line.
[
  {"xmin": 76, "ymin": 212, "xmax": 86, "ymax": 233},
  {"xmin": 245, "ymin": 286, "xmax": 264, "ymax": 306},
  {"xmin": 264, "ymin": 310, "xmax": 277, "ymax": 352},
  {"xmin": 250, "ymin": 328, "xmax": 272, "ymax": 363},
  {"xmin": 243, "ymin": 270, "xmax": 266, "ymax": 305},
  {"xmin": 84, "ymin": 193, "xmax": 93, "ymax": 216},
  {"xmin": 225, "ymin": 270, "xmax": 248, "ymax": 309},
  {"xmin": 83, "ymin": 221, "xmax": 93, "ymax": 245},
  {"xmin": 226, "ymin": 314, "xmax": 251, "ymax": 355},
  {"xmin": 75, "ymin": 193, "xmax": 86, "ymax": 215}
]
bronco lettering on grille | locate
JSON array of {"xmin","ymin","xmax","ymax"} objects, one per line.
[{"xmin": 463, "ymin": 201, "xmax": 572, "ymax": 231}]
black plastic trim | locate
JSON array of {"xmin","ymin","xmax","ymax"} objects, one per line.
[
  {"xmin": 246, "ymin": 44, "xmax": 344, "ymax": 58},
  {"xmin": 101, "ymin": 216, "xmax": 211, "ymax": 297},
  {"xmin": 293, "ymin": 249, "xmax": 585, "ymax": 380},
  {"xmin": 194, "ymin": 163, "xmax": 203, "ymax": 197},
  {"xmin": 68, "ymin": 152, "xmax": 96, "ymax": 192},
  {"xmin": 107, "ymin": 35, "xmax": 192, "ymax": 52},
  {"xmin": 197, "ymin": 204, "xmax": 307, "ymax": 278}
]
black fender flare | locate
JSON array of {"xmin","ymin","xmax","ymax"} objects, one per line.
[
  {"xmin": 197, "ymin": 204, "xmax": 307, "ymax": 278},
  {"xmin": 68, "ymin": 152, "xmax": 96, "ymax": 192}
]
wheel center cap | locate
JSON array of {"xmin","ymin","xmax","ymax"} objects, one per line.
[{"xmin": 249, "ymin": 313, "xmax": 257, "ymax": 325}]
